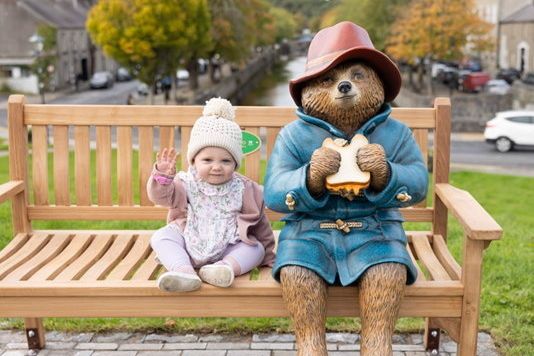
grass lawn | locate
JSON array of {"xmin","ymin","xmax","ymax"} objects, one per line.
[
  {"xmin": 0, "ymin": 138, "xmax": 7, "ymax": 152},
  {"xmin": 0, "ymin": 152, "xmax": 532, "ymax": 355}
]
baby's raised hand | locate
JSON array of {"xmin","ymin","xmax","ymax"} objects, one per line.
[{"xmin": 156, "ymin": 148, "xmax": 178, "ymax": 175}]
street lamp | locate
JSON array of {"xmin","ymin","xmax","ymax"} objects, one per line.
[{"xmin": 29, "ymin": 33, "xmax": 45, "ymax": 104}]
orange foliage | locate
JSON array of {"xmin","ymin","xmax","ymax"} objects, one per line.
[{"xmin": 387, "ymin": 0, "xmax": 494, "ymax": 64}]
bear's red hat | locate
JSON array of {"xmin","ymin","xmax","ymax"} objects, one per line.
[{"xmin": 289, "ymin": 21, "xmax": 401, "ymax": 107}]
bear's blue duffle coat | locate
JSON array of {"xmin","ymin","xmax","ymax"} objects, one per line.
[{"xmin": 264, "ymin": 104, "xmax": 428, "ymax": 286}]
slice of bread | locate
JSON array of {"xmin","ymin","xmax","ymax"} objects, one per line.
[{"xmin": 323, "ymin": 134, "xmax": 370, "ymax": 196}]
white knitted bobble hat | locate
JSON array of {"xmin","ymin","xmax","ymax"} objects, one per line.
[{"xmin": 187, "ymin": 97, "xmax": 242, "ymax": 168}]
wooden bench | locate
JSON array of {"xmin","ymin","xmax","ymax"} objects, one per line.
[{"xmin": 0, "ymin": 95, "xmax": 502, "ymax": 355}]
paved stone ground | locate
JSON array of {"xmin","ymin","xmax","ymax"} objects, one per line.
[{"xmin": 0, "ymin": 330, "xmax": 499, "ymax": 356}]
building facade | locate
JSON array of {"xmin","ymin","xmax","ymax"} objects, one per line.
[
  {"xmin": 499, "ymin": 2, "xmax": 534, "ymax": 74},
  {"xmin": 0, "ymin": 0, "xmax": 116, "ymax": 93}
]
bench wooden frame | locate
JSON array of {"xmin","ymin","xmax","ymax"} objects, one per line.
[{"xmin": 0, "ymin": 95, "xmax": 502, "ymax": 355}]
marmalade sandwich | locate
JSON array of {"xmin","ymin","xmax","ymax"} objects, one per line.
[{"xmin": 323, "ymin": 134, "xmax": 370, "ymax": 199}]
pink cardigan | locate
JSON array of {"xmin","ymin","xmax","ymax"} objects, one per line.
[{"xmin": 147, "ymin": 169, "xmax": 275, "ymax": 267}]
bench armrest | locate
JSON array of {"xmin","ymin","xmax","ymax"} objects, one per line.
[
  {"xmin": 435, "ymin": 183, "xmax": 502, "ymax": 240},
  {"xmin": 0, "ymin": 181, "xmax": 25, "ymax": 205}
]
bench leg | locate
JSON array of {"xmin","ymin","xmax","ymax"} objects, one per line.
[
  {"xmin": 424, "ymin": 318, "xmax": 440, "ymax": 355},
  {"xmin": 458, "ymin": 238, "xmax": 485, "ymax": 356},
  {"xmin": 24, "ymin": 318, "xmax": 45, "ymax": 350}
]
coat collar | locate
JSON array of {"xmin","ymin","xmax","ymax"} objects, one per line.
[{"xmin": 296, "ymin": 104, "xmax": 392, "ymax": 139}]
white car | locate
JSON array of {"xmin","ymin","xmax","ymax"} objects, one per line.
[
  {"xmin": 486, "ymin": 79, "xmax": 511, "ymax": 95},
  {"xmin": 484, "ymin": 111, "xmax": 534, "ymax": 152}
]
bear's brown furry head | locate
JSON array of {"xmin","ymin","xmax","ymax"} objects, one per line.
[{"xmin": 301, "ymin": 61, "xmax": 385, "ymax": 136}]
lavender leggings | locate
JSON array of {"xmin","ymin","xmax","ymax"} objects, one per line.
[{"xmin": 150, "ymin": 224, "xmax": 265, "ymax": 276}]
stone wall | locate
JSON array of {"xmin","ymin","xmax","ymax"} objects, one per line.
[
  {"xmin": 395, "ymin": 87, "xmax": 513, "ymax": 132},
  {"xmin": 193, "ymin": 49, "xmax": 277, "ymax": 104},
  {"xmin": 512, "ymin": 82, "xmax": 534, "ymax": 110}
]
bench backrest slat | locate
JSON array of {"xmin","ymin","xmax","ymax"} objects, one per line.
[
  {"xmin": 74, "ymin": 126, "xmax": 91, "ymax": 206},
  {"xmin": 7, "ymin": 97, "xmax": 450, "ymax": 226},
  {"xmin": 138, "ymin": 127, "xmax": 154, "ymax": 206},
  {"xmin": 32, "ymin": 125, "xmax": 49, "ymax": 205},
  {"xmin": 117, "ymin": 126, "xmax": 133, "ymax": 205},
  {"xmin": 412, "ymin": 128, "xmax": 429, "ymax": 208},
  {"xmin": 96, "ymin": 126, "xmax": 112, "ymax": 205},
  {"xmin": 53, "ymin": 125, "xmax": 70, "ymax": 206}
]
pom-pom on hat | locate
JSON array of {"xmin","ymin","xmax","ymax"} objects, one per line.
[{"xmin": 187, "ymin": 97, "xmax": 243, "ymax": 168}]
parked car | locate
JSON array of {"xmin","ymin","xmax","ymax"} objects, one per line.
[
  {"xmin": 136, "ymin": 83, "xmax": 149, "ymax": 96},
  {"xmin": 459, "ymin": 58, "xmax": 482, "ymax": 72},
  {"xmin": 90, "ymin": 71, "xmax": 114, "ymax": 89},
  {"xmin": 436, "ymin": 66, "xmax": 459, "ymax": 86},
  {"xmin": 176, "ymin": 69, "xmax": 189, "ymax": 81},
  {"xmin": 522, "ymin": 72, "xmax": 534, "ymax": 85},
  {"xmin": 458, "ymin": 72, "xmax": 490, "ymax": 92},
  {"xmin": 116, "ymin": 67, "xmax": 131, "ymax": 81},
  {"xmin": 496, "ymin": 68, "xmax": 521, "ymax": 84},
  {"xmin": 484, "ymin": 111, "xmax": 534, "ymax": 152},
  {"xmin": 431, "ymin": 63, "xmax": 448, "ymax": 79},
  {"xmin": 485, "ymin": 79, "xmax": 511, "ymax": 95}
]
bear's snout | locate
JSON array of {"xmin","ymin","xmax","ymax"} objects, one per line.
[{"xmin": 337, "ymin": 81, "xmax": 352, "ymax": 94}]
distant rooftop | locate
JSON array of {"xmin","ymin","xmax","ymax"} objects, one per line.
[
  {"xmin": 501, "ymin": 3, "xmax": 534, "ymax": 23},
  {"xmin": 18, "ymin": 0, "xmax": 89, "ymax": 29}
]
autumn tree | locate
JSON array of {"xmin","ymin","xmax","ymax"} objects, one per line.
[
  {"xmin": 269, "ymin": 6, "xmax": 297, "ymax": 43},
  {"xmin": 320, "ymin": 0, "xmax": 410, "ymax": 51},
  {"xmin": 206, "ymin": 0, "xmax": 250, "ymax": 82},
  {"xmin": 31, "ymin": 25, "xmax": 58, "ymax": 101},
  {"xmin": 387, "ymin": 0, "xmax": 494, "ymax": 91},
  {"xmin": 267, "ymin": 0, "xmax": 339, "ymax": 31},
  {"xmin": 239, "ymin": 0, "xmax": 277, "ymax": 48},
  {"xmin": 87, "ymin": 0, "xmax": 211, "ymax": 99},
  {"xmin": 183, "ymin": 0, "xmax": 212, "ymax": 90}
]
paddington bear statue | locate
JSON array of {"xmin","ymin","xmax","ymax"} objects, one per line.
[{"xmin": 264, "ymin": 22, "xmax": 428, "ymax": 356}]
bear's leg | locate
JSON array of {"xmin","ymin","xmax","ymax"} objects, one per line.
[
  {"xmin": 358, "ymin": 263, "xmax": 406, "ymax": 356},
  {"xmin": 281, "ymin": 266, "xmax": 328, "ymax": 356}
]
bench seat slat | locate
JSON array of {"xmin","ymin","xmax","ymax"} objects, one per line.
[
  {"xmin": 3, "ymin": 233, "xmax": 72, "ymax": 281},
  {"xmin": 407, "ymin": 243, "xmax": 426, "ymax": 282},
  {"xmin": 28, "ymin": 233, "xmax": 94, "ymax": 281},
  {"xmin": 53, "ymin": 234, "xmax": 114, "ymax": 281},
  {"xmin": 79, "ymin": 234, "xmax": 136, "ymax": 281},
  {"xmin": 0, "ymin": 233, "xmax": 30, "ymax": 264},
  {"xmin": 0, "ymin": 278, "xmax": 463, "ymax": 297},
  {"xmin": 411, "ymin": 233, "xmax": 451, "ymax": 281},
  {"xmin": 130, "ymin": 251, "xmax": 160, "ymax": 281},
  {"xmin": 106, "ymin": 233, "xmax": 152, "ymax": 280},
  {"xmin": 0, "ymin": 233, "xmax": 51, "ymax": 280},
  {"xmin": 432, "ymin": 234, "xmax": 461, "ymax": 280}
]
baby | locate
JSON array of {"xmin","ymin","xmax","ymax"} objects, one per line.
[{"xmin": 147, "ymin": 98, "xmax": 275, "ymax": 292}]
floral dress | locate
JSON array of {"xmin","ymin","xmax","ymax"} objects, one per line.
[{"xmin": 177, "ymin": 168, "xmax": 245, "ymax": 266}]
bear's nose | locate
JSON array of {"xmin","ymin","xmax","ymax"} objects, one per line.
[{"xmin": 337, "ymin": 81, "xmax": 352, "ymax": 94}]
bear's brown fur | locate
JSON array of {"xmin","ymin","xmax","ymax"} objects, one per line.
[{"xmin": 282, "ymin": 61, "xmax": 407, "ymax": 356}]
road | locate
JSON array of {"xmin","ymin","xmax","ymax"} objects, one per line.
[
  {"xmin": 0, "ymin": 80, "xmax": 139, "ymax": 132},
  {"xmin": 1, "ymin": 80, "xmax": 533, "ymax": 176},
  {"xmin": 449, "ymin": 138, "xmax": 534, "ymax": 176}
]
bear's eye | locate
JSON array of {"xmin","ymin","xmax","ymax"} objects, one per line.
[
  {"xmin": 352, "ymin": 71, "xmax": 365, "ymax": 80},
  {"xmin": 320, "ymin": 76, "xmax": 334, "ymax": 85}
]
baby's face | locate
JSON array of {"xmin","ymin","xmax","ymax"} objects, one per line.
[{"xmin": 193, "ymin": 147, "xmax": 236, "ymax": 185}]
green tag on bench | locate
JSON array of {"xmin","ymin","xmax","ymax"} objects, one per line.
[{"xmin": 242, "ymin": 130, "xmax": 261, "ymax": 155}]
